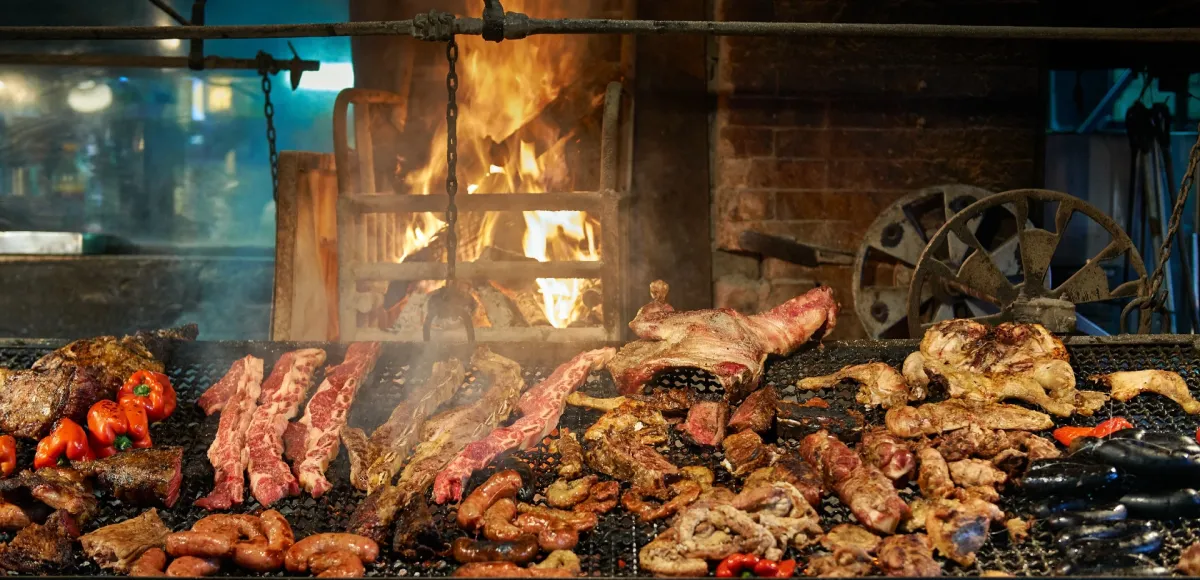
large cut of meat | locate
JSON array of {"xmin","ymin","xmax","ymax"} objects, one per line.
[
  {"xmin": 294, "ymin": 342, "xmax": 381, "ymax": 498},
  {"xmin": 245, "ymin": 348, "xmax": 326, "ymax": 506},
  {"xmin": 607, "ymin": 281, "xmax": 837, "ymax": 403},
  {"xmin": 194, "ymin": 355, "xmax": 263, "ymax": 510},
  {"xmin": 904, "ymin": 319, "xmax": 1104, "ymax": 417},
  {"xmin": 0, "ymin": 325, "xmax": 196, "ymax": 440},
  {"xmin": 79, "ymin": 508, "xmax": 169, "ymax": 573},
  {"xmin": 800, "ymin": 430, "xmax": 908, "ymax": 534},
  {"xmin": 1091, "ymin": 370, "xmax": 1200, "ymax": 414},
  {"xmin": 77, "ymin": 447, "xmax": 184, "ymax": 508},
  {"xmin": 0, "ymin": 510, "xmax": 80, "ymax": 573},
  {"xmin": 347, "ymin": 348, "xmax": 525, "ymax": 543},
  {"xmin": 432, "ymin": 347, "xmax": 616, "ymax": 504},
  {"xmin": 343, "ymin": 357, "xmax": 465, "ymax": 492},
  {"xmin": 885, "ymin": 399, "xmax": 1053, "ymax": 438}
]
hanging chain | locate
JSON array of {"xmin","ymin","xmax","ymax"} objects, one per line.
[
  {"xmin": 1146, "ymin": 121, "xmax": 1200, "ymax": 307},
  {"xmin": 259, "ymin": 68, "xmax": 280, "ymax": 201},
  {"xmin": 444, "ymin": 37, "xmax": 460, "ymax": 280}
]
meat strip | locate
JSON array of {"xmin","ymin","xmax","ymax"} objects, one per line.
[
  {"xmin": 194, "ymin": 356, "xmax": 263, "ymax": 510},
  {"xmin": 80, "ymin": 508, "xmax": 169, "ymax": 573},
  {"xmin": 246, "ymin": 348, "xmax": 325, "ymax": 506},
  {"xmin": 607, "ymin": 281, "xmax": 837, "ymax": 403},
  {"xmin": 294, "ymin": 342, "xmax": 381, "ymax": 498},
  {"xmin": 433, "ymin": 348, "xmax": 615, "ymax": 504}
]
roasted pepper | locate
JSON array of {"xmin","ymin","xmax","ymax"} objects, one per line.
[
  {"xmin": 1053, "ymin": 417, "xmax": 1134, "ymax": 446},
  {"xmin": 1053, "ymin": 426, "xmax": 1095, "ymax": 446},
  {"xmin": 118, "ymin": 370, "xmax": 176, "ymax": 423},
  {"xmin": 716, "ymin": 554, "xmax": 761, "ymax": 577},
  {"xmin": 775, "ymin": 560, "xmax": 797, "ymax": 578},
  {"xmin": 87, "ymin": 399, "xmax": 151, "ymax": 458},
  {"xmin": 0, "ymin": 435, "xmax": 16, "ymax": 478},
  {"xmin": 34, "ymin": 418, "xmax": 95, "ymax": 469}
]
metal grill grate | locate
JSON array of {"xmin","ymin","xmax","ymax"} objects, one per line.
[{"xmin": 1, "ymin": 339, "xmax": 1199, "ymax": 577}]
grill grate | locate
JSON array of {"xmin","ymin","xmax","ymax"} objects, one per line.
[{"xmin": 1, "ymin": 339, "xmax": 1199, "ymax": 577}]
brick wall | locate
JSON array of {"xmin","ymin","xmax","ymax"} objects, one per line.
[{"xmin": 711, "ymin": 0, "xmax": 1044, "ymax": 339}]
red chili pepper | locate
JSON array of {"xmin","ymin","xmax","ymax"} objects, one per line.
[
  {"xmin": 716, "ymin": 554, "xmax": 761, "ymax": 577},
  {"xmin": 1053, "ymin": 426, "xmax": 1094, "ymax": 446},
  {"xmin": 0, "ymin": 435, "xmax": 16, "ymax": 478},
  {"xmin": 118, "ymin": 370, "xmax": 176, "ymax": 423},
  {"xmin": 775, "ymin": 560, "xmax": 797, "ymax": 578},
  {"xmin": 1091, "ymin": 417, "xmax": 1134, "ymax": 438},
  {"xmin": 87, "ymin": 399, "xmax": 152, "ymax": 458},
  {"xmin": 34, "ymin": 418, "xmax": 94, "ymax": 469},
  {"xmin": 753, "ymin": 559, "xmax": 780, "ymax": 577}
]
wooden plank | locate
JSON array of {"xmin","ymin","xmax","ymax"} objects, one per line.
[
  {"xmin": 272, "ymin": 151, "xmax": 339, "ymax": 341},
  {"xmin": 626, "ymin": 0, "xmax": 712, "ymax": 325},
  {"xmin": 352, "ymin": 260, "xmax": 607, "ymax": 282}
]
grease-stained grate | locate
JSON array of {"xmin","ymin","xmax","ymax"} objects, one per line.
[{"xmin": 1, "ymin": 339, "xmax": 1199, "ymax": 577}]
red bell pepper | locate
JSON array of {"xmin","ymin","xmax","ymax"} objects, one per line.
[
  {"xmin": 717, "ymin": 555, "xmax": 794, "ymax": 578},
  {"xmin": 118, "ymin": 370, "xmax": 176, "ymax": 423},
  {"xmin": 34, "ymin": 418, "xmax": 94, "ymax": 469},
  {"xmin": 775, "ymin": 560, "xmax": 797, "ymax": 578},
  {"xmin": 716, "ymin": 554, "xmax": 762, "ymax": 577},
  {"xmin": 87, "ymin": 399, "xmax": 152, "ymax": 458},
  {"xmin": 0, "ymin": 435, "xmax": 16, "ymax": 478},
  {"xmin": 1053, "ymin": 417, "xmax": 1134, "ymax": 446},
  {"xmin": 1053, "ymin": 426, "xmax": 1095, "ymax": 446}
]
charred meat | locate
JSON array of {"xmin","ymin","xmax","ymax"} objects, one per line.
[
  {"xmin": 679, "ymin": 401, "xmax": 728, "ymax": 446},
  {"xmin": 777, "ymin": 399, "xmax": 864, "ymax": 443},
  {"xmin": 76, "ymin": 447, "xmax": 184, "ymax": 508},
  {"xmin": 0, "ymin": 510, "xmax": 80, "ymax": 573},
  {"xmin": 0, "ymin": 466, "xmax": 96, "ymax": 520},
  {"xmin": 80, "ymin": 508, "xmax": 169, "ymax": 573},
  {"xmin": 722, "ymin": 430, "xmax": 779, "ymax": 478},
  {"xmin": 728, "ymin": 387, "xmax": 778, "ymax": 433},
  {"xmin": 744, "ymin": 452, "xmax": 824, "ymax": 507}
]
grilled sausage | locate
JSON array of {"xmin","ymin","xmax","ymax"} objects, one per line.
[
  {"xmin": 166, "ymin": 531, "xmax": 236, "ymax": 558},
  {"xmin": 192, "ymin": 514, "xmax": 265, "ymax": 540},
  {"xmin": 482, "ymin": 498, "xmax": 526, "ymax": 542},
  {"xmin": 310, "ymin": 550, "xmax": 366, "ymax": 578},
  {"xmin": 546, "ymin": 476, "xmax": 598, "ymax": 509},
  {"xmin": 458, "ymin": 470, "xmax": 523, "ymax": 530},
  {"xmin": 451, "ymin": 536, "xmax": 539, "ymax": 565},
  {"xmin": 165, "ymin": 556, "xmax": 222, "ymax": 577},
  {"xmin": 234, "ymin": 538, "xmax": 285, "ymax": 572},
  {"xmin": 536, "ymin": 524, "xmax": 580, "ymax": 551},
  {"xmin": 260, "ymin": 509, "xmax": 295, "ymax": 551},
  {"xmin": 129, "ymin": 548, "xmax": 168, "ymax": 577},
  {"xmin": 515, "ymin": 503, "xmax": 598, "ymax": 531},
  {"xmin": 285, "ymin": 534, "xmax": 379, "ymax": 572},
  {"xmin": 453, "ymin": 561, "xmax": 576, "ymax": 577}
]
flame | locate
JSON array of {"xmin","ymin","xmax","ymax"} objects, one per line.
[{"xmin": 396, "ymin": 0, "xmax": 601, "ymax": 328}]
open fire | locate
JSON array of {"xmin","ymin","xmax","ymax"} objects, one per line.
[{"xmin": 394, "ymin": 0, "xmax": 603, "ymax": 330}]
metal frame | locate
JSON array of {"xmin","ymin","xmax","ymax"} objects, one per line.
[{"xmin": 335, "ymin": 83, "xmax": 626, "ymax": 343}]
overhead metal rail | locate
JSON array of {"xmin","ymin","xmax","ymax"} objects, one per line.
[
  {"xmin": 0, "ymin": 53, "xmax": 320, "ymax": 72},
  {"xmin": 0, "ymin": 17, "xmax": 1198, "ymax": 43}
]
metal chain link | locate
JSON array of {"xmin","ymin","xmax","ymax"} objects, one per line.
[
  {"xmin": 444, "ymin": 36, "xmax": 459, "ymax": 280},
  {"xmin": 259, "ymin": 70, "xmax": 280, "ymax": 201},
  {"xmin": 1147, "ymin": 122, "xmax": 1200, "ymax": 308}
]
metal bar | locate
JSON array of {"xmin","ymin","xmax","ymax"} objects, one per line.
[
  {"xmin": 0, "ymin": 53, "xmax": 320, "ymax": 72},
  {"xmin": 352, "ymin": 261, "xmax": 606, "ymax": 281},
  {"xmin": 2, "ymin": 19, "xmax": 1200, "ymax": 42},
  {"xmin": 1076, "ymin": 69, "xmax": 1135, "ymax": 134},
  {"xmin": 344, "ymin": 192, "xmax": 611, "ymax": 213},
  {"xmin": 353, "ymin": 326, "xmax": 611, "ymax": 343},
  {"xmin": 148, "ymin": 0, "xmax": 190, "ymax": 26}
]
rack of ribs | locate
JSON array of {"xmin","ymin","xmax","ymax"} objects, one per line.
[
  {"xmin": 293, "ymin": 342, "xmax": 382, "ymax": 498},
  {"xmin": 244, "ymin": 348, "xmax": 326, "ymax": 506},
  {"xmin": 607, "ymin": 281, "xmax": 838, "ymax": 403},
  {"xmin": 194, "ymin": 356, "xmax": 263, "ymax": 510}
]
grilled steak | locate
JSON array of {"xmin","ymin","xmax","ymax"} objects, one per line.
[
  {"xmin": 77, "ymin": 447, "xmax": 184, "ymax": 508},
  {"xmin": 0, "ymin": 509, "xmax": 80, "ymax": 573},
  {"xmin": 680, "ymin": 401, "xmax": 728, "ymax": 446},
  {"xmin": 607, "ymin": 281, "xmax": 838, "ymax": 403},
  {"xmin": 79, "ymin": 508, "xmax": 169, "ymax": 573},
  {"xmin": 246, "ymin": 348, "xmax": 325, "ymax": 505},
  {"xmin": 32, "ymin": 324, "xmax": 196, "ymax": 396},
  {"xmin": 0, "ymin": 366, "xmax": 104, "ymax": 439},
  {"xmin": 728, "ymin": 387, "xmax": 777, "ymax": 433}
]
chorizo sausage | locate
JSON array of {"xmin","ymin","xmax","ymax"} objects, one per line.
[
  {"xmin": 166, "ymin": 531, "xmax": 236, "ymax": 558},
  {"xmin": 482, "ymin": 498, "xmax": 526, "ymax": 542},
  {"xmin": 234, "ymin": 538, "xmax": 285, "ymax": 572},
  {"xmin": 515, "ymin": 503, "xmax": 597, "ymax": 531},
  {"xmin": 546, "ymin": 476, "xmax": 597, "ymax": 509},
  {"xmin": 165, "ymin": 556, "xmax": 222, "ymax": 577},
  {"xmin": 453, "ymin": 562, "xmax": 577, "ymax": 578},
  {"xmin": 457, "ymin": 470, "xmax": 522, "ymax": 530},
  {"xmin": 129, "ymin": 548, "xmax": 168, "ymax": 577},
  {"xmin": 310, "ymin": 550, "xmax": 366, "ymax": 578},
  {"xmin": 285, "ymin": 533, "xmax": 379, "ymax": 572},
  {"xmin": 451, "ymin": 536, "xmax": 540, "ymax": 564},
  {"xmin": 536, "ymin": 524, "xmax": 580, "ymax": 551},
  {"xmin": 192, "ymin": 514, "xmax": 265, "ymax": 540},
  {"xmin": 260, "ymin": 509, "xmax": 295, "ymax": 551}
]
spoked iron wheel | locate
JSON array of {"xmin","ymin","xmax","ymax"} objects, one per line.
[
  {"xmin": 906, "ymin": 188, "xmax": 1149, "ymax": 337},
  {"xmin": 852, "ymin": 185, "xmax": 1028, "ymax": 338}
]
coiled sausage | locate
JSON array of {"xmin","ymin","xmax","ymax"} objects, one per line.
[
  {"xmin": 482, "ymin": 498, "xmax": 525, "ymax": 542},
  {"xmin": 458, "ymin": 470, "xmax": 522, "ymax": 530},
  {"xmin": 129, "ymin": 548, "xmax": 167, "ymax": 577},
  {"xmin": 310, "ymin": 550, "xmax": 366, "ymax": 578},
  {"xmin": 233, "ymin": 509, "xmax": 296, "ymax": 571},
  {"xmin": 285, "ymin": 533, "xmax": 379, "ymax": 573},
  {"xmin": 166, "ymin": 531, "xmax": 236, "ymax": 558},
  {"xmin": 165, "ymin": 556, "xmax": 222, "ymax": 577},
  {"xmin": 451, "ymin": 536, "xmax": 540, "ymax": 564}
]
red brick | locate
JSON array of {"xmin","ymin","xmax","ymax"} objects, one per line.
[
  {"xmin": 718, "ymin": 126, "xmax": 774, "ymax": 158},
  {"xmin": 717, "ymin": 189, "xmax": 775, "ymax": 222},
  {"xmin": 715, "ymin": 158, "xmax": 753, "ymax": 190},
  {"xmin": 747, "ymin": 159, "xmax": 828, "ymax": 189},
  {"xmin": 716, "ymin": 219, "xmax": 861, "ymax": 254},
  {"xmin": 764, "ymin": 260, "xmax": 856, "ymax": 283},
  {"xmin": 827, "ymin": 159, "xmax": 1036, "ymax": 192},
  {"xmin": 826, "ymin": 97, "xmax": 1039, "ymax": 129},
  {"xmin": 724, "ymin": 96, "xmax": 829, "ymax": 128},
  {"xmin": 776, "ymin": 190, "xmax": 909, "ymax": 225},
  {"xmin": 715, "ymin": 274, "xmax": 769, "ymax": 314},
  {"xmin": 775, "ymin": 129, "xmax": 831, "ymax": 158}
]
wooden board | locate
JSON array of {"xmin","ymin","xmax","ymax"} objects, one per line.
[{"xmin": 273, "ymin": 151, "xmax": 340, "ymax": 341}]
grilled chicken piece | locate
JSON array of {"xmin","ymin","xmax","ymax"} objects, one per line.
[
  {"xmin": 934, "ymin": 424, "xmax": 1011, "ymax": 461},
  {"xmin": 877, "ymin": 534, "xmax": 941, "ymax": 577},
  {"xmin": 905, "ymin": 319, "xmax": 1100, "ymax": 417},
  {"xmin": 728, "ymin": 387, "xmax": 778, "ymax": 433},
  {"xmin": 806, "ymin": 549, "xmax": 875, "ymax": 577},
  {"xmin": 820, "ymin": 524, "xmax": 880, "ymax": 558},
  {"xmin": 0, "ymin": 510, "xmax": 79, "ymax": 573},
  {"xmin": 1092, "ymin": 370, "xmax": 1200, "ymax": 414},
  {"xmin": 796, "ymin": 363, "xmax": 916, "ymax": 409},
  {"xmin": 885, "ymin": 400, "xmax": 1053, "ymax": 438},
  {"xmin": 926, "ymin": 497, "xmax": 1004, "ymax": 566},
  {"xmin": 79, "ymin": 508, "xmax": 169, "ymax": 573},
  {"xmin": 76, "ymin": 447, "xmax": 184, "ymax": 508},
  {"xmin": 608, "ymin": 281, "xmax": 838, "ymax": 403},
  {"xmin": 859, "ymin": 429, "xmax": 915, "ymax": 481},
  {"xmin": 948, "ymin": 458, "xmax": 1007, "ymax": 488},
  {"xmin": 917, "ymin": 447, "xmax": 954, "ymax": 500},
  {"xmin": 0, "ymin": 466, "xmax": 96, "ymax": 520}
]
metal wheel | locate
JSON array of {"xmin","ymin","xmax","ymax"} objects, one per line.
[
  {"xmin": 906, "ymin": 188, "xmax": 1149, "ymax": 337},
  {"xmin": 852, "ymin": 185, "xmax": 1027, "ymax": 338}
]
